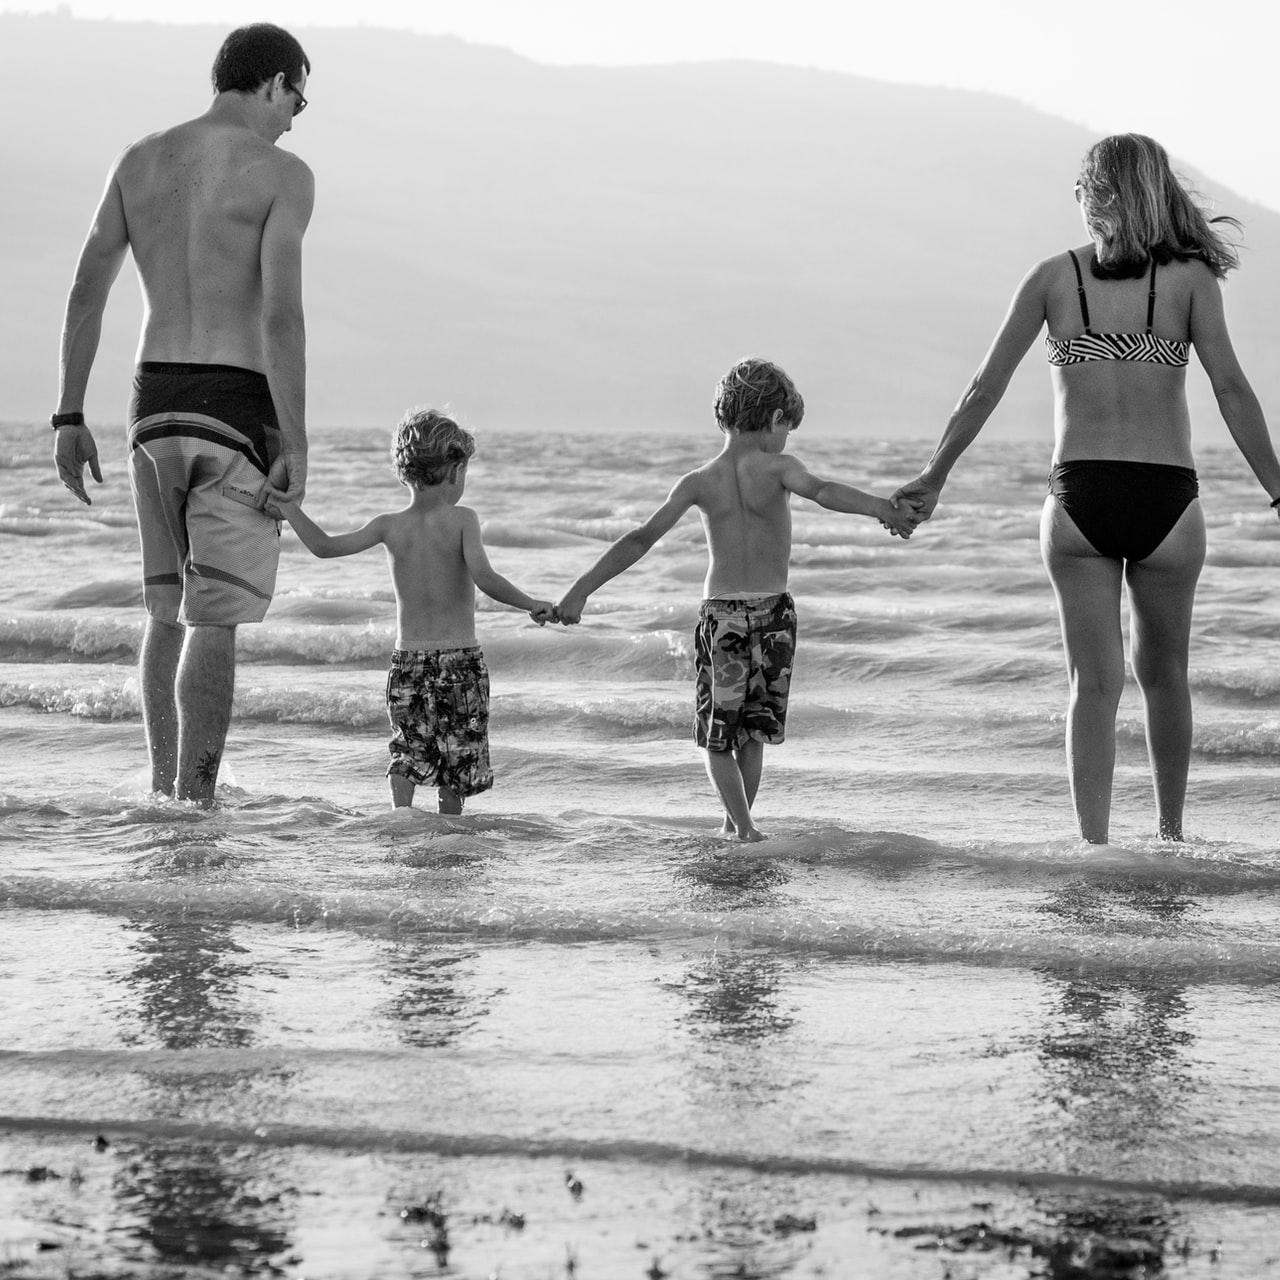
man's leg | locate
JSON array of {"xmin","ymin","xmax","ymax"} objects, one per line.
[
  {"xmin": 140, "ymin": 617, "xmax": 184, "ymax": 795},
  {"xmin": 175, "ymin": 624, "xmax": 237, "ymax": 805}
]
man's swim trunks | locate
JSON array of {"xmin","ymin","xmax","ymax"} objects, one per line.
[
  {"xmin": 386, "ymin": 647, "xmax": 494, "ymax": 797},
  {"xmin": 128, "ymin": 362, "xmax": 282, "ymax": 626},
  {"xmin": 694, "ymin": 592, "xmax": 797, "ymax": 753}
]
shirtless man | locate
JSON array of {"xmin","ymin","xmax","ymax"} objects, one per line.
[
  {"xmin": 555, "ymin": 357, "xmax": 917, "ymax": 841},
  {"xmin": 52, "ymin": 24, "xmax": 314, "ymax": 804}
]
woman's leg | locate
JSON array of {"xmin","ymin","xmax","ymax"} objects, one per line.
[
  {"xmin": 1125, "ymin": 501, "xmax": 1205, "ymax": 840},
  {"xmin": 1041, "ymin": 497, "xmax": 1126, "ymax": 843}
]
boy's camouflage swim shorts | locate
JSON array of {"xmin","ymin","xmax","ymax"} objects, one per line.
[
  {"xmin": 386, "ymin": 646, "xmax": 494, "ymax": 796},
  {"xmin": 693, "ymin": 592, "xmax": 796, "ymax": 752}
]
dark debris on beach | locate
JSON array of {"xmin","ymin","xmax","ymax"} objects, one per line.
[{"xmin": 881, "ymin": 1208, "xmax": 1225, "ymax": 1278}]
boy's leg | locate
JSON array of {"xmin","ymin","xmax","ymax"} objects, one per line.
[
  {"xmin": 386, "ymin": 652, "xmax": 433, "ymax": 811},
  {"xmin": 432, "ymin": 650, "xmax": 491, "ymax": 817},
  {"xmin": 704, "ymin": 746, "xmax": 764, "ymax": 841},
  {"xmin": 737, "ymin": 737, "xmax": 765, "ymax": 809},
  {"xmin": 713, "ymin": 739, "xmax": 765, "ymax": 835}
]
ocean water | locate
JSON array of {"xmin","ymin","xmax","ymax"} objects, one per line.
[{"xmin": 3, "ymin": 419, "xmax": 1280, "ymax": 1279}]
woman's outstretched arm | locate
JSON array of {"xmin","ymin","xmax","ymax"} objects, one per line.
[
  {"xmin": 894, "ymin": 260, "xmax": 1049, "ymax": 519},
  {"xmin": 1189, "ymin": 262, "xmax": 1280, "ymax": 509}
]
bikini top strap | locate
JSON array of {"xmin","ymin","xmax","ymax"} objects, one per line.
[
  {"xmin": 1145, "ymin": 257, "xmax": 1158, "ymax": 334},
  {"xmin": 1067, "ymin": 249, "xmax": 1092, "ymax": 333}
]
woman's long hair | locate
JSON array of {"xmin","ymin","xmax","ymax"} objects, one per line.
[{"xmin": 1077, "ymin": 134, "xmax": 1240, "ymax": 279}]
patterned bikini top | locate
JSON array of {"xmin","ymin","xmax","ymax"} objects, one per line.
[{"xmin": 1045, "ymin": 249, "xmax": 1190, "ymax": 367}]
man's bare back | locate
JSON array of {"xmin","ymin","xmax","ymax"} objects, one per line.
[
  {"xmin": 120, "ymin": 119, "xmax": 306, "ymax": 372},
  {"xmin": 56, "ymin": 56, "xmax": 314, "ymax": 506}
]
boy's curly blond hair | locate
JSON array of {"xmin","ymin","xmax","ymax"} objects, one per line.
[
  {"xmin": 713, "ymin": 357, "xmax": 805, "ymax": 434},
  {"xmin": 392, "ymin": 408, "xmax": 475, "ymax": 487}
]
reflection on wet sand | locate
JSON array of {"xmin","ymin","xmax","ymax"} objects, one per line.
[
  {"xmin": 667, "ymin": 847, "xmax": 817, "ymax": 1274},
  {"xmin": 378, "ymin": 940, "xmax": 491, "ymax": 1049},
  {"xmin": 1024, "ymin": 879, "xmax": 1202, "ymax": 1275},
  {"xmin": 110, "ymin": 916, "xmax": 298, "ymax": 1273}
]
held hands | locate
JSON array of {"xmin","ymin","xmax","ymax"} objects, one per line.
[
  {"xmin": 261, "ymin": 450, "xmax": 308, "ymax": 510},
  {"xmin": 527, "ymin": 593, "xmax": 587, "ymax": 626},
  {"xmin": 54, "ymin": 423, "xmax": 103, "ymax": 505},
  {"xmin": 262, "ymin": 495, "xmax": 295, "ymax": 521},
  {"xmin": 553, "ymin": 590, "xmax": 587, "ymax": 626},
  {"xmin": 879, "ymin": 498, "xmax": 921, "ymax": 539},
  {"xmin": 877, "ymin": 474, "xmax": 943, "ymax": 539},
  {"xmin": 890, "ymin": 475, "xmax": 943, "ymax": 523}
]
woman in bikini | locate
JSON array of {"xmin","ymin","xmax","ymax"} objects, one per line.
[{"xmin": 894, "ymin": 133, "xmax": 1280, "ymax": 844}]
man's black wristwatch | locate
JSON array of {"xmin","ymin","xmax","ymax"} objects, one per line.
[{"xmin": 50, "ymin": 412, "xmax": 85, "ymax": 430}]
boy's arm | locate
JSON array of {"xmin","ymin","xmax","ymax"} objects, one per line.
[
  {"xmin": 777, "ymin": 456, "xmax": 913, "ymax": 534},
  {"xmin": 556, "ymin": 473, "xmax": 698, "ymax": 623},
  {"xmin": 460, "ymin": 509, "xmax": 554, "ymax": 620},
  {"xmin": 278, "ymin": 501, "xmax": 387, "ymax": 558}
]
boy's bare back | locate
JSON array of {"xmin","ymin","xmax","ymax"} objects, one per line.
[
  {"xmin": 689, "ymin": 447, "xmax": 795, "ymax": 597},
  {"xmin": 379, "ymin": 499, "xmax": 484, "ymax": 650}
]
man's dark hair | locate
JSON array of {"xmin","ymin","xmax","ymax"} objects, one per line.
[{"xmin": 212, "ymin": 24, "xmax": 309, "ymax": 95}]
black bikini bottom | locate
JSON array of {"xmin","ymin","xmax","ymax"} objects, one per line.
[{"xmin": 1048, "ymin": 460, "xmax": 1199, "ymax": 562}]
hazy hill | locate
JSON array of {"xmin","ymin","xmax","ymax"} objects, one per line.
[{"xmin": 5, "ymin": 12, "xmax": 1278, "ymax": 441}]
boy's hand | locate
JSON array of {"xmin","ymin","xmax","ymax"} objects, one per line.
[
  {"xmin": 263, "ymin": 496, "xmax": 297, "ymax": 522},
  {"xmin": 556, "ymin": 590, "xmax": 587, "ymax": 625},
  {"xmin": 528, "ymin": 601, "xmax": 556, "ymax": 626},
  {"xmin": 879, "ymin": 499, "xmax": 919, "ymax": 539}
]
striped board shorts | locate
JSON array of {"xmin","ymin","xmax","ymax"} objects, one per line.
[{"xmin": 127, "ymin": 362, "xmax": 282, "ymax": 626}]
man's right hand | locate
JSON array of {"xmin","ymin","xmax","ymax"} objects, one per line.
[
  {"xmin": 54, "ymin": 423, "xmax": 103, "ymax": 505},
  {"xmin": 262, "ymin": 449, "xmax": 307, "ymax": 508}
]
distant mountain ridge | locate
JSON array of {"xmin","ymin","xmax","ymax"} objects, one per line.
[{"xmin": 5, "ymin": 12, "xmax": 1278, "ymax": 440}]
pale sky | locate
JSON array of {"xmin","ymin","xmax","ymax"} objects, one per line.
[{"xmin": 9, "ymin": 0, "xmax": 1277, "ymax": 212}]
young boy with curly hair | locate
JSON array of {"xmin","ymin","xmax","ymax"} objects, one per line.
[
  {"xmin": 271, "ymin": 409, "xmax": 554, "ymax": 813},
  {"xmin": 555, "ymin": 357, "xmax": 916, "ymax": 842}
]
